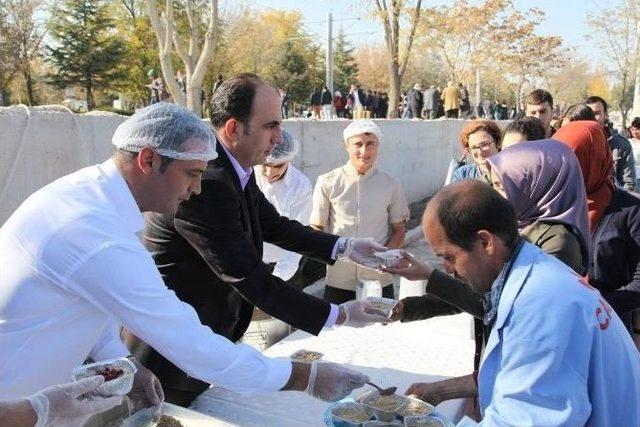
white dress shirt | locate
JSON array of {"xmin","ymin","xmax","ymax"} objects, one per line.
[
  {"xmin": 0, "ymin": 159, "xmax": 291, "ymax": 400},
  {"xmin": 255, "ymin": 164, "xmax": 312, "ymax": 281}
]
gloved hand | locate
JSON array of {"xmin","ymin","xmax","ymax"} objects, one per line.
[
  {"xmin": 127, "ymin": 358, "xmax": 164, "ymax": 414},
  {"xmin": 339, "ymin": 299, "xmax": 393, "ymax": 327},
  {"xmin": 305, "ymin": 362, "xmax": 369, "ymax": 401},
  {"xmin": 343, "ymin": 238, "xmax": 388, "ymax": 268},
  {"xmin": 27, "ymin": 375, "xmax": 123, "ymax": 427}
]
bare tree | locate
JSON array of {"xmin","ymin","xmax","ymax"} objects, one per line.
[
  {"xmin": 587, "ymin": 0, "xmax": 640, "ymax": 127},
  {"xmin": 489, "ymin": 7, "xmax": 566, "ymax": 112},
  {"xmin": 120, "ymin": 0, "xmax": 143, "ymax": 20},
  {"xmin": 146, "ymin": 0, "xmax": 219, "ymax": 115},
  {"xmin": 372, "ymin": 0, "xmax": 422, "ymax": 118},
  {"xmin": 4, "ymin": 0, "xmax": 46, "ymax": 106}
]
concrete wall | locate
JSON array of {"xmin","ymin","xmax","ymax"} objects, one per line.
[{"xmin": 0, "ymin": 105, "xmax": 477, "ymax": 225}]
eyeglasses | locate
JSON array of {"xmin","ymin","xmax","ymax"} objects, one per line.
[{"xmin": 468, "ymin": 140, "xmax": 495, "ymax": 152}]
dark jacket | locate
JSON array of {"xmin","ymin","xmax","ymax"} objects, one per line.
[
  {"xmin": 406, "ymin": 88, "xmax": 423, "ymax": 118},
  {"xmin": 321, "ymin": 89, "xmax": 333, "ymax": 105},
  {"xmin": 138, "ymin": 142, "xmax": 338, "ymax": 392},
  {"xmin": 607, "ymin": 132, "xmax": 636, "ymax": 191},
  {"xmin": 591, "ymin": 188, "xmax": 640, "ymax": 315},
  {"xmin": 310, "ymin": 90, "xmax": 322, "ymax": 106},
  {"xmin": 401, "ymin": 222, "xmax": 586, "ymax": 322}
]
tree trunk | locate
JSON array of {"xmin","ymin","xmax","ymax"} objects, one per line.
[
  {"xmin": 146, "ymin": 0, "xmax": 218, "ymax": 115},
  {"xmin": 388, "ymin": 62, "xmax": 401, "ymax": 118},
  {"xmin": 86, "ymin": 80, "xmax": 94, "ymax": 111},
  {"xmin": 187, "ymin": 84, "xmax": 202, "ymax": 117},
  {"xmin": 24, "ymin": 69, "xmax": 36, "ymax": 106}
]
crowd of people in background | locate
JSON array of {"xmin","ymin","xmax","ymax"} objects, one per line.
[
  {"xmin": 298, "ymin": 80, "xmax": 526, "ymax": 121},
  {"xmin": 306, "ymin": 84, "xmax": 390, "ymax": 120},
  {"xmin": 3, "ymin": 71, "xmax": 640, "ymax": 425}
]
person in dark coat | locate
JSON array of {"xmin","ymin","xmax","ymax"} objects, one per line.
[
  {"xmin": 320, "ymin": 86, "xmax": 333, "ymax": 119},
  {"xmin": 131, "ymin": 73, "xmax": 389, "ymax": 406},
  {"xmin": 310, "ymin": 88, "xmax": 322, "ymax": 118},
  {"xmin": 379, "ymin": 93, "xmax": 388, "ymax": 118},
  {"xmin": 406, "ymin": 84, "xmax": 424, "ymax": 119},
  {"xmin": 370, "ymin": 91, "xmax": 381, "ymax": 118}
]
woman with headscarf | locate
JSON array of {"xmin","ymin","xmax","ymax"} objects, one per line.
[
  {"xmin": 554, "ymin": 120, "xmax": 640, "ymax": 320},
  {"xmin": 486, "ymin": 139, "xmax": 590, "ymax": 275},
  {"xmin": 381, "ymin": 140, "xmax": 593, "ymax": 407}
]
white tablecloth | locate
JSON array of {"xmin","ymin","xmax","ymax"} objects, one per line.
[{"xmin": 191, "ymin": 314, "xmax": 475, "ymax": 426}]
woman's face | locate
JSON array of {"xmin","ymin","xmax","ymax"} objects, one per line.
[{"xmin": 468, "ymin": 130, "xmax": 499, "ymax": 170}]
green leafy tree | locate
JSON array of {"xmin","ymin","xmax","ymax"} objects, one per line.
[
  {"xmin": 113, "ymin": 1, "xmax": 160, "ymax": 109},
  {"xmin": 271, "ymin": 40, "xmax": 309, "ymax": 104},
  {"xmin": 46, "ymin": 0, "xmax": 127, "ymax": 110},
  {"xmin": 333, "ymin": 28, "xmax": 359, "ymax": 94}
]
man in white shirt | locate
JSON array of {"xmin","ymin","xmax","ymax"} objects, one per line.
[
  {"xmin": 255, "ymin": 129, "xmax": 313, "ymax": 283},
  {"xmin": 0, "ymin": 103, "xmax": 370, "ymax": 419},
  {"xmin": 311, "ymin": 120, "xmax": 410, "ymax": 303}
]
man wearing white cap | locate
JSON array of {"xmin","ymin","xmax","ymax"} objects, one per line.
[
  {"xmin": 255, "ymin": 129, "xmax": 313, "ymax": 284},
  {"xmin": 0, "ymin": 103, "xmax": 371, "ymax": 423},
  {"xmin": 311, "ymin": 120, "xmax": 410, "ymax": 303}
]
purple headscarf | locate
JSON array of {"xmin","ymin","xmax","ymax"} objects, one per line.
[{"xmin": 486, "ymin": 139, "xmax": 590, "ymax": 260}]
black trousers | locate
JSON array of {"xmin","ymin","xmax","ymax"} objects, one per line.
[
  {"xmin": 445, "ymin": 109, "xmax": 459, "ymax": 118},
  {"xmin": 323, "ymin": 284, "xmax": 395, "ymax": 305}
]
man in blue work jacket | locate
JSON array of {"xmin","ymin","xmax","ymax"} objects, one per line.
[{"xmin": 397, "ymin": 179, "xmax": 640, "ymax": 425}]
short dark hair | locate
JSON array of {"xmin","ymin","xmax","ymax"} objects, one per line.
[
  {"xmin": 631, "ymin": 117, "xmax": 640, "ymax": 128},
  {"xmin": 561, "ymin": 103, "xmax": 596, "ymax": 123},
  {"xmin": 585, "ymin": 96, "xmax": 608, "ymax": 113},
  {"xmin": 503, "ymin": 116, "xmax": 546, "ymax": 141},
  {"xmin": 426, "ymin": 180, "xmax": 519, "ymax": 251},
  {"xmin": 209, "ymin": 73, "xmax": 264, "ymax": 129},
  {"xmin": 526, "ymin": 89, "xmax": 554, "ymax": 108},
  {"xmin": 115, "ymin": 149, "xmax": 174, "ymax": 173}
]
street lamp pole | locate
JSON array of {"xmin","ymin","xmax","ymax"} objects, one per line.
[{"xmin": 326, "ymin": 13, "xmax": 334, "ymax": 96}]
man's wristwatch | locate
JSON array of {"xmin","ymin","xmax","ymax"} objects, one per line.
[{"xmin": 335, "ymin": 237, "xmax": 350, "ymax": 258}]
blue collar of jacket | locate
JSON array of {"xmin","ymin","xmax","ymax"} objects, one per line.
[{"xmin": 483, "ymin": 239, "xmax": 525, "ymax": 328}]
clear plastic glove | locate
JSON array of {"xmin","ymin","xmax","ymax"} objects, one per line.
[
  {"xmin": 127, "ymin": 358, "xmax": 164, "ymax": 414},
  {"xmin": 380, "ymin": 250, "xmax": 434, "ymax": 281},
  {"xmin": 343, "ymin": 238, "xmax": 388, "ymax": 268},
  {"xmin": 27, "ymin": 375, "xmax": 123, "ymax": 427},
  {"xmin": 339, "ymin": 299, "xmax": 393, "ymax": 327},
  {"xmin": 305, "ymin": 362, "xmax": 369, "ymax": 401}
]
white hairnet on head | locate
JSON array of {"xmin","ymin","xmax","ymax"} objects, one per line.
[
  {"xmin": 342, "ymin": 120, "xmax": 382, "ymax": 143},
  {"xmin": 265, "ymin": 129, "xmax": 299, "ymax": 164},
  {"xmin": 112, "ymin": 102, "xmax": 217, "ymax": 161}
]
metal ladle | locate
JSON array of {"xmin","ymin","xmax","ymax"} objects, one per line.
[{"xmin": 366, "ymin": 381, "xmax": 397, "ymax": 396}]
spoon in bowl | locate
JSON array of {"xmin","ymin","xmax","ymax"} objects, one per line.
[{"xmin": 366, "ymin": 381, "xmax": 397, "ymax": 396}]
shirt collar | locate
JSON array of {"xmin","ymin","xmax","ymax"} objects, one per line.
[
  {"xmin": 483, "ymin": 239, "xmax": 524, "ymax": 328},
  {"xmin": 219, "ymin": 141, "xmax": 253, "ymax": 189},
  {"xmin": 343, "ymin": 162, "xmax": 377, "ymax": 178},
  {"xmin": 100, "ymin": 158, "xmax": 145, "ymax": 234}
]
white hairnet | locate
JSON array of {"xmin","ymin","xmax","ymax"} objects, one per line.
[
  {"xmin": 265, "ymin": 129, "xmax": 299, "ymax": 164},
  {"xmin": 112, "ymin": 102, "xmax": 217, "ymax": 161},
  {"xmin": 342, "ymin": 120, "xmax": 382, "ymax": 143}
]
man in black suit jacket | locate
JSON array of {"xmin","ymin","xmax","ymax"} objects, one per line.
[{"xmin": 133, "ymin": 73, "xmax": 389, "ymax": 405}]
